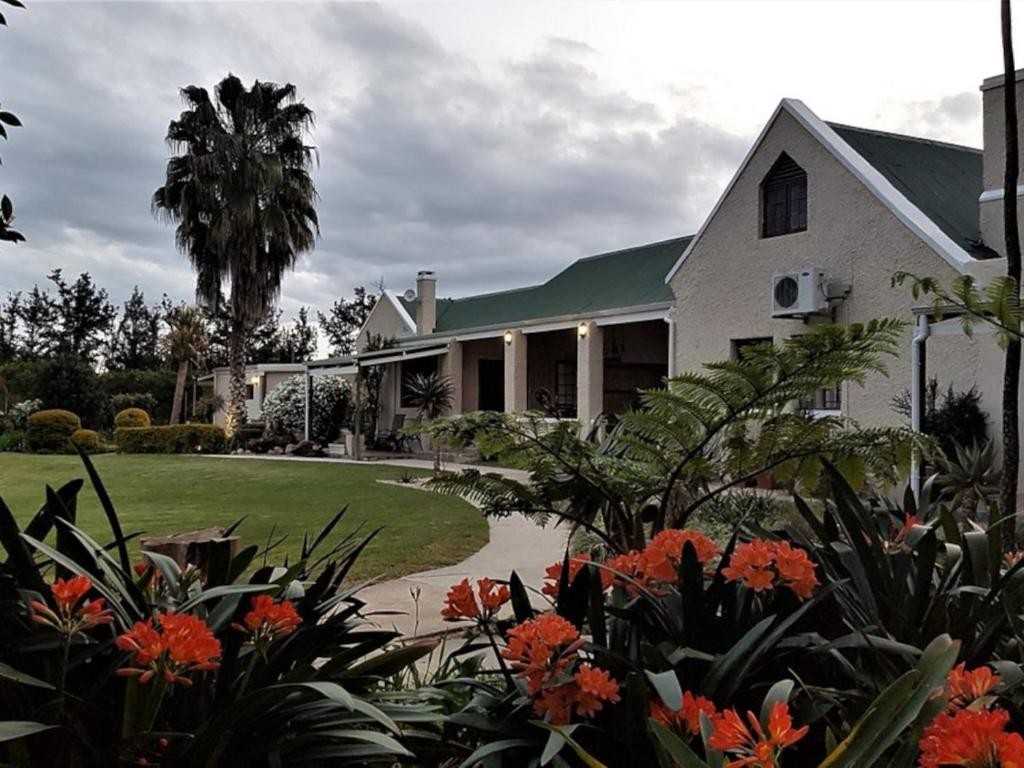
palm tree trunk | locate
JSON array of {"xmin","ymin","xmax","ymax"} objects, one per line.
[
  {"xmin": 1002, "ymin": 0, "xmax": 1022, "ymax": 551},
  {"xmin": 170, "ymin": 360, "xmax": 189, "ymax": 425},
  {"xmin": 227, "ymin": 317, "xmax": 248, "ymax": 436}
]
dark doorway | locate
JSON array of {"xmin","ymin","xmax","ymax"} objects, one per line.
[{"xmin": 478, "ymin": 359, "xmax": 505, "ymax": 412}]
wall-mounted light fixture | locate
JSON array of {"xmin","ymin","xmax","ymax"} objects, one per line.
[
  {"xmin": 503, "ymin": 330, "xmax": 514, "ymax": 345},
  {"xmin": 577, "ymin": 322, "xmax": 589, "ymax": 339}
]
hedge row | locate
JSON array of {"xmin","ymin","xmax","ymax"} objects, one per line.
[{"xmin": 114, "ymin": 424, "xmax": 227, "ymax": 454}]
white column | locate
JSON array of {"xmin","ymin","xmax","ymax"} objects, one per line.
[
  {"xmin": 576, "ymin": 321, "xmax": 603, "ymax": 430},
  {"xmin": 303, "ymin": 371, "xmax": 312, "ymax": 441},
  {"xmin": 504, "ymin": 330, "xmax": 527, "ymax": 413},
  {"xmin": 442, "ymin": 340, "xmax": 464, "ymax": 415}
]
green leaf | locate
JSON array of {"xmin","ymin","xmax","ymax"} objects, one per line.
[
  {"xmin": 532, "ymin": 722, "xmax": 607, "ymax": 768},
  {"xmin": 457, "ymin": 738, "xmax": 537, "ymax": 768},
  {"xmin": 646, "ymin": 669, "xmax": 682, "ymax": 711},
  {"xmin": 76, "ymin": 447, "xmax": 132, "ymax": 574},
  {"xmin": 649, "ymin": 720, "xmax": 709, "ymax": 768},
  {"xmin": 0, "ymin": 662, "xmax": 54, "ymax": 690},
  {"xmin": 0, "ymin": 722, "xmax": 54, "ymax": 743},
  {"xmin": 760, "ymin": 679, "xmax": 795, "ymax": 724},
  {"xmin": 0, "ymin": 111, "xmax": 21, "ymax": 127}
]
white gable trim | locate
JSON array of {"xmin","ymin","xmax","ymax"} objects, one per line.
[
  {"xmin": 383, "ymin": 289, "xmax": 418, "ymax": 333},
  {"xmin": 665, "ymin": 98, "xmax": 975, "ymax": 284}
]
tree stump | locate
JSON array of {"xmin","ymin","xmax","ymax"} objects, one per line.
[{"xmin": 141, "ymin": 527, "xmax": 240, "ymax": 573}]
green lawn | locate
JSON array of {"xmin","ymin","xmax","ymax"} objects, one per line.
[{"xmin": 0, "ymin": 454, "xmax": 487, "ymax": 582}]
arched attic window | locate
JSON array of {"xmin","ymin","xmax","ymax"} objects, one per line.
[{"xmin": 761, "ymin": 153, "xmax": 807, "ymax": 238}]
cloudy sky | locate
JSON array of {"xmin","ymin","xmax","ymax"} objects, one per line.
[{"xmin": 0, "ymin": 0, "xmax": 1013, "ymax": 322}]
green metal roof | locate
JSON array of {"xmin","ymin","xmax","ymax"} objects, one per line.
[
  {"xmin": 829, "ymin": 123, "xmax": 994, "ymax": 258},
  {"xmin": 399, "ymin": 235, "xmax": 692, "ymax": 334}
]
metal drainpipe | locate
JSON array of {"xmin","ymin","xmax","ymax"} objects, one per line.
[
  {"xmin": 666, "ymin": 317, "xmax": 676, "ymax": 378},
  {"xmin": 910, "ymin": 314, "xmax": 930, "ymax": 503},
  {"xmin": 303, "ymin": 369, "xmax": 312, "ymax": 442}
]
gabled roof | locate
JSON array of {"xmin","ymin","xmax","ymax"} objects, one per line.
[
  {"xmin": 829, "ymin": 124, "xmax": 991, "ymax": 259},
  {"xmin": 666, "ymin": 99, "xmax": 987, "ymax": 283},
  {"xmin": 400, "ymin": 236, "xmax": 692, "ymax": 334}
]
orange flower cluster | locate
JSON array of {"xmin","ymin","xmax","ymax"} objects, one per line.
[
  {"xmin": 722, "ymin": 540, "xmax": 818, "ymax": 599},
  {"xmin": 917, "ymin": 663, "xmax": 1020, "ymax": 767},
  {"xmin": 947, "ymin": 663, "xmax": 1000, "ymax": 710},
  {"xmin": 31, "ymin": 576, "xmax": 112, "ymax": 636},
  {"xmin": 651, "ymin": 691, "xmax": 717, "ymax": 737},
  {"xmin": 116, "ymin": 612, "xmax": 221, "ymax": 686},
  {"xmin": 235, "ymin": 595, "xmax": 302, "ymax": 646},
  {"xmin": 543, "ymin": 530, "xmax": 722, "ymax": 599},
  {"xmin": 708, "ymin": 702, "xmax": 809, "ymax": 768},
  {"xmin": 919, "ymin": 708, "xmax": 1024, "ymax": 768},
  {"xmin": 500, "ymin": 614, "xmax": 619, "ymax": 725},
  {"xmin": 441, "ymin": 578, "xmax": 510, "ymax": 622}
]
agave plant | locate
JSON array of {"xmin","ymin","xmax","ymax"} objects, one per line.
[
  {"xmin": 936, "ymin": 438, "xmax": 1001, "ymax": 523},
  {"xmin": 0, "ymin": 449, "xmax": 439, "ymax": 766}
]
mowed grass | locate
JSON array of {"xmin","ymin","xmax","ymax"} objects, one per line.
[{"xmin": 0, "ymin": 454, "xmax": 487, "ymax": 582}]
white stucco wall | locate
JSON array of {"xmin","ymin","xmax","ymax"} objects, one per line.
[
  {"xmin": 669, "ymin": 108, "xmax": 988, "ymax": 430},
  {"xmin": 355, "ymin": 295, "xmax": 413, "ymax": 351}
]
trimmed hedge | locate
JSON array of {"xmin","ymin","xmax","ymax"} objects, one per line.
[
  {"xmin": 114, "ymin": 424, "xmax": 227, "ymax": 454},
  {"xmin": 114, "ymin": 407, "xmax": 151, "ymax": 429},
  {"xmin": 26, "ymin": 409, "xmax": 82, "ymax": 453},
  {"xmin": 70, "ymin": 428, "xmax": 100, "ymax": 452}
]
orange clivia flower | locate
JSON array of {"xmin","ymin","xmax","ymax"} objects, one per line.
[
  {"xmin": 651, "ymin": 691, "xmax": 717, "ymax": 736},
  {"xmin": 602, "ymin": 550, "xmax": 645, "ymax": 592},
  {"xmin": 573, "ymin": 663, "xmax": 621, "ymax": 718},
  {"xmin": 722, "ymin": 540, "xmax": 818, "ymax": 600},
  {"xmin": 234, "ymin": 595, "xmax": 302, "ymax": 646},
  {"xmin": 918, "ymin": 707, "xmax": 1024, "ymax": 768},
  {"xmin": 542, "ymin": 554, "xmax": 595, "ymax": 599},
  {"xmin": 638, "ymin": 530, "xmax": 721, "ymax": 584},
  {"xmin": 441, "ymin": 577, "xmax": 510, "ymax": 622},
  {"xmin": 116, "ymin": 612, "xmax": 221, "ymax": 686},
  {"xmin": 947, "ymin": 663, "xmax": 1000, "ymax": 710},
  {"xmin": 31, "ymin": 575, "xmax": 113, "ymax": 636},
  {"xmin": 502, "ymin": 614, "xmax": 581, "ymax": 693},
  {"xmin": 709, "ymin": 702, "xmax": 809, "ymax": 768}
]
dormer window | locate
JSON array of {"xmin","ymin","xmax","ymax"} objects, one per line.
[{"xmin": 762, "ymin": 153, "xmax": 807, "ymax": 238}]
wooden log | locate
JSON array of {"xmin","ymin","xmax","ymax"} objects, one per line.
[{"xmin": 141, "ymin": 527, "xmax": 240, "ymax": 573}]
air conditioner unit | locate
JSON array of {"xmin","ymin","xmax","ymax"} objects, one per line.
[{"xmin": 771, "ymin": 269, "xmax": 828, "ymax": 317}]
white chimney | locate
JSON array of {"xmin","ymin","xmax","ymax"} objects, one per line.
[
  {"xmin": 979, "ymin": 69, "xmax": 1024, "ymax": 257},
  {"xmin": 416, "ymin": 270, "xmax": 437, "ymax": 334}
]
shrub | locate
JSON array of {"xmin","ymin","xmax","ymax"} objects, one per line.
[
  {"xmin": 261, "ymin": 375, "xmax": 350, "ymax": 445},
  {"xmin": 114, "ymin": 407, "xmax": 151, "ymax": 429},
  {"xmin": 69, "ymin": 428, "xmax": 100, "ymax": 452},
  {"xmin": 26, "ymin": 408, "xmax": 82, "ymax": 453},
  {"xmin": 893, "ymin": 377, "xmax": 989, "ymax": 457},
  {"xmin": 0, "ymin": 430, "xmax": 25, "ymax": 452},
  {"xmin": 108, "ymin": 392, "xmax": 158, "ymax": 424},
  {"xmin": 97, "ymin": 368, "xmax": 176, "ymax": 423},
  {"xmin": 114, "ymin": 424, "xmax": 226, "ymax": 454},
  {"xmin": 2, "ymin": 397, "xmax": 41, "ymax": 431}
]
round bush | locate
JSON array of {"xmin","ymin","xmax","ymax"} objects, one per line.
[
  {"xmin": 261, "ymin": 375, "xmax": 351, "ymax": 444},
  {"xmin": 26, "ymin": 409, "xmax": 82, "ymax": 453},
  {"xmin": 115, "ymin": 407, "xmax": 151, "ymax": 429},
  {"xmin": 70, "ymin": 428, "xmax": 100, "ymax": 452}
]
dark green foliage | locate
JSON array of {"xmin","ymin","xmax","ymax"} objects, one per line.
[
  {"xmin": 108, "ymin": 392, "xmax": 158, "ymax": 421},
  {"xmin": 114, "ymin": 424, "xmax": 227, "ymax": 454},
  {"xmin": 98, "ymin": 368, "xmax": 176, "ymax": 424},
  {"xmin": 318, "ymin": 286, "xmax": 377, "ymax": 357},
  {"xmin": 0, "ymin": 429, "xmax": 24, "ymax": 451},
  {"xmin": 25, "ymin": 409, "xmax": 81, "ymax": 452},
  {"xmin": 43, "ymin": 270, "xmax": 117, "ymax": 365},
  {"xmin": 106, "ymin": 287, "xmax": 162, "ymax": 370},
  {"xmin": 34, "ymin": 356, "xmax": 105, "ymax": 425},
  {"xmin": 893, "ymin": 377, "xmax": 989, "ymax": 457}
]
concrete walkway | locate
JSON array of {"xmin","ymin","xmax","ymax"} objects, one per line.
[{"xmin": 204, "ymin": 453, "xmax": 568, "ymax": 637}]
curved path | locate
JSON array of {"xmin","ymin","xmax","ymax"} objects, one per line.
[{"xmin": 356, "ymin": 460, "xmax": 569, "ymax": 637}]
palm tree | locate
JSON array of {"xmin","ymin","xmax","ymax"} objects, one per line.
[
  {"xmin": 153, "ymin": 74, "xmax": 318, "ymax": 434},
  {"xmin": 163, "ymin": 305, "xmax": 209, "ymax": 425},
  {"xmin": 404, "ymin": 371, "xmax": 454, "ymax": 474}
]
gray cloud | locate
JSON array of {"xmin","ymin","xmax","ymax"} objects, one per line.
[
  {"xmin": 898, "ymin": 91, "xmax": 981, "ymax": 143},
  {"xmin": 0, "ymin": 1, "xmax": 748, "ymax": 319}
]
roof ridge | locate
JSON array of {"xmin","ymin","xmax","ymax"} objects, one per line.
[
  {"xmin": 440, "ymin": 283, "xmax": 543, "ymax": 305},
  {"xmin": 828, "ymin": 121, "xmax": 982, "ymax": 154},
  {"xmin": 569, "ymin": 234, "xmax": 694, "ymax": 265}
]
